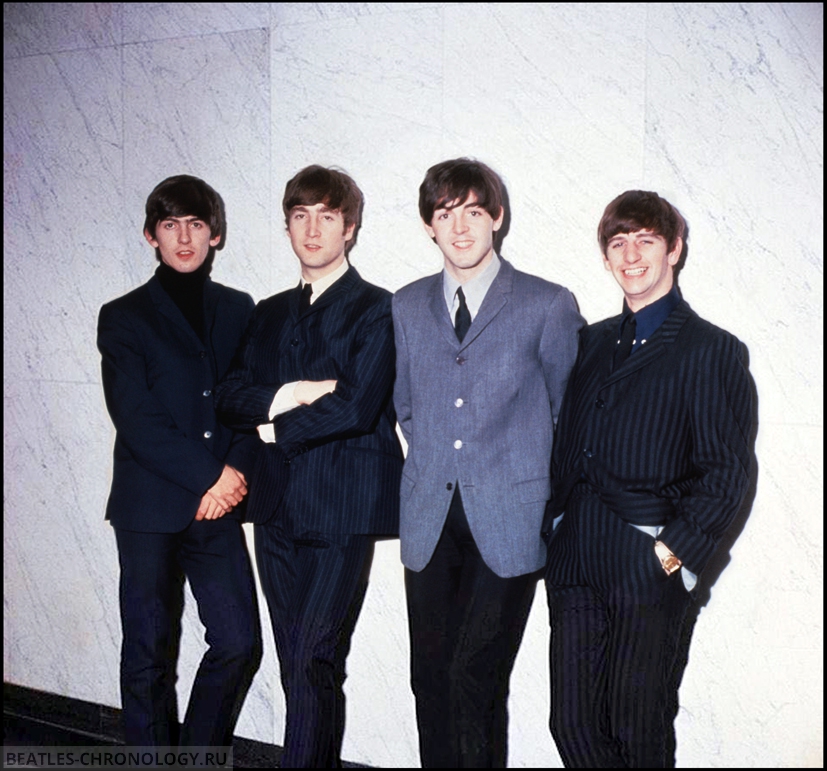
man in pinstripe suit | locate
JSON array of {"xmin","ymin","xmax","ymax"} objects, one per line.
[
  {"xmin": 544, "ymin": 190, "xmax": 756, "ymax": 767},
  {"xmin": 215, "ymin": 165, "xmax": 402, "ymax": 767}
]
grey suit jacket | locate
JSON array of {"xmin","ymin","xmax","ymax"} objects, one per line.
[{"xmin": 392, "ymin": 258, "xmax": 584, "ymax": 577}]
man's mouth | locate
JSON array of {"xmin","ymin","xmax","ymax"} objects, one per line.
[
  {"xmin": 624, "ymin": 267, "xmax": 647, "ymax": 276},
  {"xmin": 453, "ymin": 240, "xmax": 474, "ymax": 250}
]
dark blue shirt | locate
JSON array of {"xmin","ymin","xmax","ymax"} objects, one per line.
[{"xmin": 620, "ymin": 285, "xmax": 681, "ymax": 353}]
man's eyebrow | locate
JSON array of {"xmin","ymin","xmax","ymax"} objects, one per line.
[{"xmin": 290, "ymin": 205, "xmax": 338, "ymax": 213}]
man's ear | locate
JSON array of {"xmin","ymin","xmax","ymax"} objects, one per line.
[
  {"xmin": 423, "ymin": 220, "xmax": 436, "ymax": 240},
  {"xmin": 667, "ymin": 237, "xmax": 683, "ymax": 266},
  {"xmin": 344, "ymin": 222, "xmax": 356, "ymax": 242},
  {"xmin": 492, "ymin": 207, "xmax": 504, "ymax": 232},
  {"xmin": 144, "ymin": 228, "xmax": 158, "ymax": 248}
]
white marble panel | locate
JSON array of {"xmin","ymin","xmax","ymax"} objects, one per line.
[
  {"xmin": 270, "ymin": 7, "xmax": 445, "ymax": 296},
  {"xmin": 3, "ymin": 3, "xmax": 121, "ymax": 59},
  {"xmin": 644, "ymin": 3, "xmax": 823, "ymax": 427},
  {"xmin": 340, "ymin": 541, "xmax": 419, "ymax": 767},
  {"xmin": 639, "ymin": 9, "xmax": 824, "ymax": 762},
  {"xmin": 4, "ymin": 47, "xmax": 126, "ymax": 386},
  {"xmin": 122, "ymin": 3, "xmax": 270, "ymax": 44},
  {"xmin": 3, "ymin": 380, "xmax": 121, "ymax": 705},
  {"xmin": 271, "ymin": 2, "xmax": 441, "ymax": 27},
  {"xmin": 123, "ymin": 28, "xmax": 273, "ymax": 301},
  {"xmin": 441, "ymin": 3, "xmax": 649, "ymax": 324}
]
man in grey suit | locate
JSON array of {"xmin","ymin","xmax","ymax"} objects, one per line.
[{"xmin": 392, "ymin": 158, "xmax": 584, "ymax": 767}]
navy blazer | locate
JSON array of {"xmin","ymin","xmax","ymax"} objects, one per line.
[
  {"xmin": 546, "ymin": 300, "xmax": 755, "ymax": 581},
  {"xmin": 98, "ymin": 275, "xmax": 258, "ymax": 533},
  {"xmin": 215, "ymin": 266, "xmax": 402, "ymax": 535}
]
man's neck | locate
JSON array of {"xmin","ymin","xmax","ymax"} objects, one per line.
[
  {"xmin": 444, "ymin": 249, "xmax": 495, "ymax": 285},
  {"xmin": 301, "ymin": 253, "xmax": 347, "ymax": 284}
]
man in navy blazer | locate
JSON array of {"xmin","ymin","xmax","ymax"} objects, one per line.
[
  {"xmin": 544, "ymin": 191, "xmax": 756, "ymax": 767},
  {"xmin": 392, "ymin": 158, "xmax": 584, "ymax": 767},
  {"xmin": 98, "ymin": 175, "xmax": 261, "ymax": 747},
  {"xmin": 215, "ymin": 165, "xmax": 402, "ymax": 768}
]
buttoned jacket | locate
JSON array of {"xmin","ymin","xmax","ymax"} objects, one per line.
[
  {"xmin": 546, "ymin": 300, "xmax": 755, "ymax": 581},
  {"xmin": 98, "ymin": 276, "xmax": 257, "ymax": 533},
  {"xmin": 393, "ymin": 259, "xmax": 583, "ymax": 578},
  {"xmin": 215, "ymin": 267, "xmax": 402, "ymax": 535}
]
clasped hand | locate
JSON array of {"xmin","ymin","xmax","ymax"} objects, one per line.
[{"xmin": 196, "ymin": 465, "xmax": 248, "ymax": 521}]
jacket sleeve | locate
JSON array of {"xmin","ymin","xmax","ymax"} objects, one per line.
[
  {"xmin": 273, "ymin": 295, "xmax": 396, "ymax": 456},
  {"xmin": 392, "ymin": 294, "xmax": 413, "ymax": 445},
  {"xmin": 657, "ymin": 334, "xmax": 756, "ymax": 575},
  {"xmin": 214, "ymin": 303, "xmax": 285, "ymax": 430},
  {"xmin": 97, "ymin": 302, "xmax": 224, "ymax": 496},
  {"xmin": 539, "ymin": 286, "xmax": 585, "ymax": 429}
]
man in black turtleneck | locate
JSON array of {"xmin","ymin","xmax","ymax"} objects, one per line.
[{"xmin": 98, "ymin": 175, "xmax": 263, "ymax": 750}]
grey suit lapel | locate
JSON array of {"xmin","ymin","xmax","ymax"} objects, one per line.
[
  {"xmin": 459, "ymin": 260, "xmax": 513, "ymax": 348},
  {"xmin": 430, "ymin": 259, "xmax": 514, "ymax": 350},
  {"xmin": 428, "ymin": 275, "xmax": 460, "ymax": 347}
]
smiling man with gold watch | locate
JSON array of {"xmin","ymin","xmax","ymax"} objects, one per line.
[{"xmin": 543, "ymin": 190, "xmax": 756, "ymax": 768}]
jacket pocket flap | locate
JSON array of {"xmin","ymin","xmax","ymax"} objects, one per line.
[{"xmin": 513, "ymin": 477, "xmax": 550, "ymax": 503}]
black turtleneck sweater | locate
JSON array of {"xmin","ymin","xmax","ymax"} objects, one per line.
[{"xmin": 155, "ymin": 261, "xmax": 208, "ymax": 341}]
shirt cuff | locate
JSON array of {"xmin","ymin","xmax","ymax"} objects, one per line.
[{"xmin": 256, "ymin": 382, "xmax": 301, "ymax": 444}]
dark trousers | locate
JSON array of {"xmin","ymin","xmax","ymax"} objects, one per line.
[
  {"xmin": 114, "ymin": 517, "xmax": 262, "ymax": 747},
  {"xmin": 547, "ymin": 580, "xmax": 692, "ymax": 768},
  {"xmin": 254, "ymin": 520, "xmax": 375, "ymax": 768},
  {"xmin": 406, "ymin": 488, "xmax": 538, "ymax": 768}
]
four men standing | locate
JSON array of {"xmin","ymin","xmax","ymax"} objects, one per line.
[{"xmin": 100, "ymin": 167, "xmax": 754, "ymax": 767}]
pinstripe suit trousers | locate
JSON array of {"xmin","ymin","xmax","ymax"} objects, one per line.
[
  {"xmin": 254, "ymin": 520, "xmax": 374, "ymax": 768},
  {"xmin": 546, "ymin": 496, "xmax": 693, "ymax": 768}
]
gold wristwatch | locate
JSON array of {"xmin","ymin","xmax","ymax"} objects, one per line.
[{"xmin": 654, "ymin": 540, "xmax": 682, "ymax": 575}]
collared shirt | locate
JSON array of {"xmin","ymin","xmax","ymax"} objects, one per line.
[
  {"xmin": 443, "ymin": 254, "xmax": 501, "ymax": 323},
  {"xmin": 301, "ymin": 259, "xmax": 349, "ymax": 304},
  {"xmin": 619, "ymin": 285, "xmax": 682, "ymax": 353},
  {"xmin": 258, "ymin": 261, "xmax": 350, "ymax": 443}
]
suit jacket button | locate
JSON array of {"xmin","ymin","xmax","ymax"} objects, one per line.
[
  {"xmin": 583, "ymin": 448, "xmax": 594, "ymax": 458},
  {"xmin": 203, "ymin": 389, "xmax": 211, "ymax": 397},
  {"xmin": 199, "ymin": 350, "xmax": 207, "ymax": 359},
  {"xmin": 291, "ymin": 338, "xmax": 300, "ymax": 347},
  {"xmin": 595, "ymin": 398, "xmax": 605, "ymax": 408},
  {"xmin": 456, "ymin": 356, "xmax": 465, "ymax": 365},
  {"xmin": 446, "ymin": 482, "xmax": 453, "ymax": 491},
  {"xmin": 454, "ymin": 440, "xmax": 463, "ymax": 449},
  {"xmin": 204, "ymin": 431, "xmax": 213, "ymax": 439}
]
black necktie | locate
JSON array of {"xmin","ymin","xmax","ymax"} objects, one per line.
[
  {"xmin": 613, "ymin": 314, "xmax": 636, "ymax": 371},
  {"xmin": 299, "ymin": 282, "xmax": 313, "ymax": 312},
  {"xmin": 454, "ymin": 287, "xmax": 471, "ymax": 343}
]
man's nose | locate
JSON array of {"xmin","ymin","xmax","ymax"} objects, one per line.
[
  {"xmin": 452, "ymin": 215, "xmax": 469, "ymax": 233},
  {"xmin": 178, "ymin": 225, "xmax": 191, "ymax": 243},
  {"xmin": 624, "ymin": 245, "xmax": 641, "ymax": 262}
]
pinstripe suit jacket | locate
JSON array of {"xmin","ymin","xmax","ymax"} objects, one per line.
[
  {"xmin": 393, "ymin": 259, "xmax": 584, "ymax": 578},
  {"xmin": 215, "ymin": 266, "xmax": 402, "ymax": 535},
  {"xmin": 545, "ymin": 299, "xmax": 755, "ymax": 587}
]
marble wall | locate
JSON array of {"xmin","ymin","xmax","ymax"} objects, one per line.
[{"xmin": 4, "ymin": 3, "xmax": 822, "ymax": 767}]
